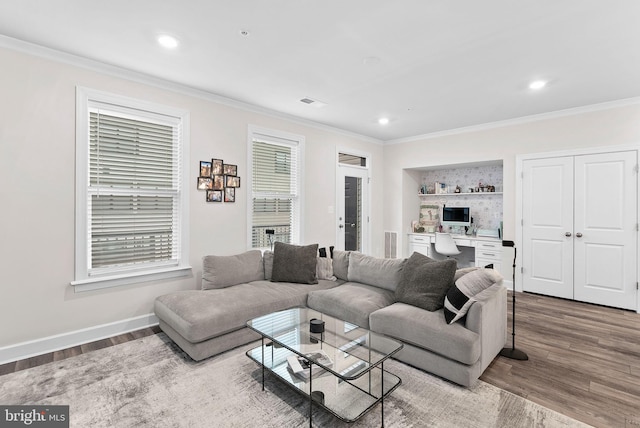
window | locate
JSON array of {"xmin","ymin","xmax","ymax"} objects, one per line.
[
  {"xmin": 248, "ymin": 126, "xmax": 304, "ymax": 249},
  {"xmin": 73, "ymin": 88, "xmax": 190, "ymax": 291}
]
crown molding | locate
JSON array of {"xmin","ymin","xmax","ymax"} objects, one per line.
[
  {"xmin": 385, "ymin": 96, "xmax": 640, "ymax": 145},
  {"xmin": 0, "ymin": 35, "xmax": 382, "ymax": 145}
]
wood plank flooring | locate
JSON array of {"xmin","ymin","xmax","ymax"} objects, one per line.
[
  {"xmin": 0, "ymin": 325, "xmax": 161, "ymax": 377},
  {"xmin": 1, "ymin": 295, "xmax": 639, "ymax": 427},
  {"xmin": 480, "ymin": 292, "xmax": 640, "ymax": 428}
]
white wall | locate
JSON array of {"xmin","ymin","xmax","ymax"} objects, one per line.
[
  {"xmin": 383, "ymin": 102, "xmax": 640, "ymax": 275},
  {"xmin": 0, "ymin": 46, "xmax": 383, "ymax": 349}
]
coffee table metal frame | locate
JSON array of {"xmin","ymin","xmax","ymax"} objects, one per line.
[{"xmin": 246, "ymin": 307, "xmax": 403, "ymax": 427}]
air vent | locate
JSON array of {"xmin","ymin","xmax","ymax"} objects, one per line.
[
  {"xmin": 299, "ymin": 97, "xmax": 327, "ymax": 108},
  {"xmin": 384, "ymin": 231, "xmax": 398, "ymax": 259}
]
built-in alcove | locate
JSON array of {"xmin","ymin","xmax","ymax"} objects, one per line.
[{"xmin": 402, "ymin": 160, "xmax": 504, "ymax": 239}]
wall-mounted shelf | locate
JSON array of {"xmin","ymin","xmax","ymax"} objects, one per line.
[{"xmin": 419, "ymin": 192, "xmax": 503, "ymax": 197}]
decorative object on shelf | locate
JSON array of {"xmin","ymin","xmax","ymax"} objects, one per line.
[
  {"xmin": 454, "ymin": 185, "xmax": 461, "ymax": 193},
  {"xmin": 419, "ymin": 204, "xmax": 439, "ymax": 233},
  {"xmin": 198, "ymin": 158, "xmax": 241, "ymax": 202},
  {"xmin": 500, "ymin": 240, "xmax": 528, "ymax": 361}
]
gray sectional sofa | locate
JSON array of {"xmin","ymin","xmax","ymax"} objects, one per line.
[{"xmin": 154, "ymin": 245, "xmax": 507, "ymax": 386}]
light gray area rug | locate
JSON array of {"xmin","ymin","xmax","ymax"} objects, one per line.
[{"xmin": 0, "ymin": 334, "xmax": 590, "ymax": 428}]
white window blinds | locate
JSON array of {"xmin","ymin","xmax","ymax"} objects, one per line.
[
  {"xmin": 251, "ymin": 138, "xmax": 300, "ymax": 248},
  {"xmin": 87, "ymin": 108, "xmax": 182, "ymax": 274}
]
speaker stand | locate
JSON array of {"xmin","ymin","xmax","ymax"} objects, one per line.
[{"xmin": 500, "ymin": 242, "xmax": 528, "ymax": 361}]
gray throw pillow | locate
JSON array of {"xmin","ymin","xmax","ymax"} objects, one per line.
[
  {"xmin": 202, "ymin": 250, "xmax": 265, "ymax": 290},
  {"xmin": 347, "ymin": 252, "xmax": 406, "ymax": 291},
  {"xmin": 271, "ymin": 242, "xmax": 319, "ymax": 284},
  {"xmin": 332, "ymin": 250, "xmax": 350, "ymax": 280},
  {"xmin": 395, "ymin": 252, "xmax": 457, "ymax": 311},
  {"xmin": 263, "ymin": 250, "xmax": 274, "ymax": 280}
]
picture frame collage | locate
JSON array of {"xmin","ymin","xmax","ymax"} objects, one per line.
[{"xmin": 197, "ymin": 159, "xmax": 241, "ymax": 203}]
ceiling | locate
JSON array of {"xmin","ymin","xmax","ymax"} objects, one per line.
[{"xmin": 1, "ymin": 1, "xmax": 639, "ymax": 142}]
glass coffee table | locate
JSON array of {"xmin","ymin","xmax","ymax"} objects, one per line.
[{"xmin": 246, "ymin": 307, "xmax": 403, "ymax": 427}]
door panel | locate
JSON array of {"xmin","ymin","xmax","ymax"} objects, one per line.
[
  {"xmin": 522, "ymin": 157, "xmax": 574, "ymax": 298},
  {"xmin": 336, "ymin": 165, "xmax": 369, "ymax": 252},
  {"xmin": 573, "ymin": 151, "xmax": 637, "ymax": 309}
]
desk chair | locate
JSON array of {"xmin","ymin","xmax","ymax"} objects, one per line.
[{"xmin": 434, "ymin": 233, "xmax": 462, "ymax": 257}]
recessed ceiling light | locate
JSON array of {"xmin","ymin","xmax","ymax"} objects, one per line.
[
  {"xmin": 529, "ymin": 80, "xmax": 547, "ymax": 90},
  {"xmin": 157, "ymin": 34, "xmax": 179, "ymax": 49},
  {"xmin": 378, "ymin": 117, "xmax": 390, "ymax": 125}
]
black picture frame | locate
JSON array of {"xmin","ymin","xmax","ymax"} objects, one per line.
[
  {"xmin": 197, "ymin": 177, "xmax": 213, "ymax": 190},
  {"xmin": 212, "ymin": 159, "xmax": 224, "ymax": 175},
  {"xmin": 200, "ymin": 161, "xmax": 212, "ymax": 177},
  {"xmin": 224, "ymin": 187, "xmax": 235, "ymax": 202},
  {"xmin": 206, "ymin": 190, "xmax": 223, "ymax": 202},
  {"xmin": 225, "ymin": 175, "xmax": 240, "ymax": 188},
  {"xmin": 212, "ymin": 174, "xmax": 225, "ymax": 190},
  {"xmin": 223, "ymin": 164, "xmax": 237, "ymax": 176}
]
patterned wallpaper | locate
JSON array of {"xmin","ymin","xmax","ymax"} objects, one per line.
[{"xmin": 419, "ymin": 164, "xmax": 503, "ymax": 230}]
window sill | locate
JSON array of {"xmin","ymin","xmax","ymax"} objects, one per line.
[{"xmin": 71, "ymin": 266, "xmax": 192, "ymax": 292}]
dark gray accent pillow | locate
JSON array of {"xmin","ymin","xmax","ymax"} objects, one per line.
[
  {"xmin": 271, "ymin": 242, "xmax": 319, "ymax": 284},
  {"xmin": 395, "ymin": 252, "xmax": 457, "ymax": 311}
]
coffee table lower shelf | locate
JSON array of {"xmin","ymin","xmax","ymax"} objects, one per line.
[{"xmin": 247, "ymin": 344, "xmax": 401, "ymax": 425}]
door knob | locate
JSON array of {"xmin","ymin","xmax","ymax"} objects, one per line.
[
  {"xmin": 565, "ymin": 232, "xmax": 572, "ymax": 237},
  {"xmin": 338, "ymin": 224, "xmax": 344, "ymax": 229},
  {"xmin": 350, "ymin": 223, "xmax": 356, "ymax": 228},
  {"xmin": 576, "ymin": 232, "xmax": 583, "ymax": 238}
]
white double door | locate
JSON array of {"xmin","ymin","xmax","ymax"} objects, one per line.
[{"xmin": 522, "ymin": 150, "xmax": 637, "ymax": 309}]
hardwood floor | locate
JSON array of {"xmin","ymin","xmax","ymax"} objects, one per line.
[
  {"xmin": 0, "ymin": 325, "xmax": 161, "ymax": 377},
  {"xmin": 480, "ymin": 292, "xmax": 640, "ymax": 428},
  {"xmin": 1, "ymin": 295, "xmax": 639, "ymax": 427}
]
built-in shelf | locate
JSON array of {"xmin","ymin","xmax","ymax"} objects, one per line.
[{"xmin": 419, "ymin": 192, "xmax": 503, "ymax": 197}]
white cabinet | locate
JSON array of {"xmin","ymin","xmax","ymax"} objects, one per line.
[
  {"xmin": 408, "ymin": 234, "xmax": 503, "ymax": 274},
  {"xmin": 408, "ymin": 234, "xmax": 431, "ymax": 257},
  {"xmin": 475, "ymin": 241, "xmax": 502, "ymax": 272}
]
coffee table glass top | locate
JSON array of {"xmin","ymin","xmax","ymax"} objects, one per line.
[{"xmin": 246, "ymin": 307, "xmax": 403, "ymax": 380}]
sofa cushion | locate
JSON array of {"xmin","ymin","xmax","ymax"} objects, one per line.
[
  {"xmin": 395, "ymin": 252, "xmax": 457, "ymax": 311},
  {"xmin": 370, "ymin": 302, "xmax": 481, "ymax": 365},
  {"xmin": 202, "ymin": 250, "xmax": 264, "ymax": 290},
  {"xmin": 332, "ymin": 250, "xmax": 350, "ymax": 281},
  {"xmin": 155, "ymin": 280, "xmax": 339, "ymax": 343},
  {"xmin": 347, "ymin": 252, "xmax": 405, "ymax": 291},
  {"xmin": 271, "ymin": 242, "xmax": 318, "ymax": 284},
  {"xmin": 444, "ymin": 268, "xmax": 503, "ymax": 324},
  {"xmin": 307, "ymin": 282, "xmax": 395, "ymax": 329}
]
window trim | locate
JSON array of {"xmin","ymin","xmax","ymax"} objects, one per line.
[
  {"xmin": 247, "ymin": 125, "xmax": 305, "ymax": 250},
  {"xmin": 72, "ymin": 87, "xmax": 191, "ymax": 292}
]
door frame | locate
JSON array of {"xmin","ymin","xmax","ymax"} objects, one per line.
[
  {"xmin": 335, "ymin": 148, "xmax": 371, "ymax": 254},
  {"xmin": 516, "ymin": 143, "xmax": 640, "ymax": 313}
]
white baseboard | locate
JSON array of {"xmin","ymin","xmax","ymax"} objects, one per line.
[{"xmin": 0, "ymin": 313, "xmax": 159, "ymax": 365}]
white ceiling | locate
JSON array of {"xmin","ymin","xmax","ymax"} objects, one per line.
[{"xmin": 1, "ymin": 1, "xmax": 639, "ymax": 142}]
